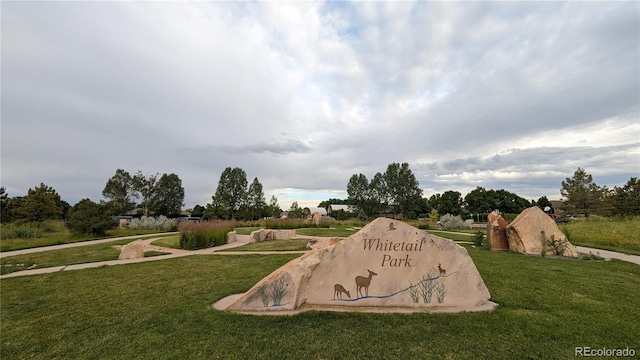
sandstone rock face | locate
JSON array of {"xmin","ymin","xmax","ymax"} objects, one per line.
[
  {"xmin": 227, "ymin": 231, "xmax": 237, "ymax": 244},
  {"xmin": 119, "ymin": 242, "xmax": 144, "ymax": 260},
  {"xmin": 249, "ymin": 229, "xmax": 266, "ymax": 243},
  {"xmin": 306, "ymin": 237, "xmax": 341, "ymax": 250},
  {"xmin": 506, "ymin": 206, "xmax": 578, "ymax": 257},
  {"xmin": 250, "ymin": 229, "xmax": 293, "ymax": 243},
  {"xmin": 226, "ymin": 218, "xmax": 496, "ymax": 314},
  {"xmin": 265, "ymin": 230, "xmax": 293, "ymax": 241},
  {"xmin": 312, "ymin": 212, "xmax": 321, "ymax": 225},
  {"xmin": 486, "ymin": 211, "xmax": 509, "ymax": 252}
]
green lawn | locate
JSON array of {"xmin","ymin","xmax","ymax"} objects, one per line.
[
  {"xmin": 427, "ymin": 230, "xmax": 476, "ymax": 242},
  {"xmin": 295, "ymin": 227, "xmax": 358, "ymax": 237},
  {"xmin": 0, "ymin": 239, "xmax": 136, "ymax": 274},
  {"xmin": 150, "ymin": 236, "xmax": 181, "ymax": 249},
  {"xmin": 0, "ymin": 224, "xmax": 177, "ymax": 252},
  {"xmin": 1, "ymin": 249, "xmax": 638, "ymax": 359},
  {"xmin": 220, "ymin": 239, "xmax": 310, "ymax": 252}
]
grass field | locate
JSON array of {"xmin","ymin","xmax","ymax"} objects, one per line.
[
  {"xmin": 0, "ymin": 221, "xmax": 176, "ymax": 252},
  {"xmin": 1, "ymin": 248, "xmax": 638, "ymax": 359},
  {"xmin": 560, "ymin": 218, "xmax": 640, "ymax": 255},
  {"xmin": 295, "ymin": 227, "xmax": 359, "ymax": 237},
  {"xmin": 150, "ymin": 236, "xmax": 181, "ymax": 249},
  {"xmin": 0, "ymin": 239, "xmax": 137, "ymax": 275},
  {"xmin": 220, "ymin": 239, "xmax": 310, "ymax": 252}
]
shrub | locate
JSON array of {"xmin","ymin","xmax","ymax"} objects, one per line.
[
  {"xmin": 66, "ymin": 199, "xmax": 113, "ymax": 236},
  {"xmin": 128, "ymin": 216, "xmax": 172, "ymax": 231},
  {"xmin": 178, "ymin": 220, "xmax": 236, "ymax": 250},
  {"xmin": 439, "ymin": 214, "xmax": 468, "ymax": 229},
  {"xmin": 472, "ymin": 231, "xmax": 487, "ymax": 248},
  {"xmin": 0, "ymin": 225, "xmax": 41, "ymax": 239}
]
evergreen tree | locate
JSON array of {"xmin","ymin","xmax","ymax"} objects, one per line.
[
  {"xmin": 15, "ymin": 183, "xmax": 64, "ymax": 225},
  {"xmin": 560, "ymin": 167, "xmax": 601, "ymax": 220},
  {"xmin": 66, "ymin": 199, "xmax": 114, "ymax": 236},
  {"xmin": 611, "ymin": 177, "xmax": 640, "ymax": 216}
]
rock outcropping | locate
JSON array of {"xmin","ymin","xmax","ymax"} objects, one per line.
[
  {"xmin": 221, "ymin": 218, "xmax": 496, "ymax": 314},
  {"xmin": 505, "ymin": 207, "xmax": 578, "ymax": 257},
  {"xmin": 487, "ymin": 211, "xmax": 509, "ymax": 252}
]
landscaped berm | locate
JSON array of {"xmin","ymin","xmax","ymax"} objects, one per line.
[{"xmin": 216, "ymin": 217, "xmax": 497, "ymax": 314}]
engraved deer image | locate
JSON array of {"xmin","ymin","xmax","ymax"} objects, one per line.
[
  {"xmin": 438, "ymin": 263, "xmax": 446, "ymax": 277},
  {"xmin": 333, "ymin": 284, "xmax": 351, "ymax": 300},
  {"xmin": 355, "ymin": 270, "xmax": 377, "ymax": 298}
]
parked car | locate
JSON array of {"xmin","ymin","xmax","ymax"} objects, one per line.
[{"xmin": 555, "ymin": 215, "xmax": 577, "ymax": 223}]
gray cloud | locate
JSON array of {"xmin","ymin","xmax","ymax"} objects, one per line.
[{"xmin": 1, "ymin": 1, "xmax": 638, "ymax": 208}]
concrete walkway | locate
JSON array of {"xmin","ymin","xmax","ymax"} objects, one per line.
[
  {"xmin": 575, "ymin": 246, "xmax": 640, "ymax": 265},
  {"xmin": 2, "ymin": 230, "xmax": 638, "ymax": 280},
  {"xmin": 0, "ymin": 232, "xmax": 180, "ymax": 259},
  {"xmin": 0, "ymin": 233, "xmax": 319, "ymax": 279}
]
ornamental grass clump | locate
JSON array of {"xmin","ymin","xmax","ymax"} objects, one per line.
[
  {"xmin": 262, "ymin": 218, "xmax": 330, "ymax": 229},
  {"xmin": 128, "ymin": 216, "xmax": 172, "ymax": 230},
  {"xmin": 178, "ymin": 220, "xmax": 236, "ymax": 250},
  {"xmin": 439, "ymin": 214, "xmax": 467, "ymax": 229}
]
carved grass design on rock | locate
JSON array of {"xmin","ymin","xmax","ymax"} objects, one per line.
[
  {"xmin": 435, "ymin": 281, "xmax": 447, "ymax": 304},
  {"xmin": 406, "ymin": 271, "xmax": 450, "ymax": 304},
  {"xmin": 260, "ymin": 277, "xmax": 289, "ymax": 307},
  {"xmin": 419, "ymin": 273, "xmax": 436, "ymax": 304}
]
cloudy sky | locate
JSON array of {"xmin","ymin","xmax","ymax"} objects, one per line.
[{"xmin": 2, "ymin": 1, "xmax": 639, "ymax": 210}]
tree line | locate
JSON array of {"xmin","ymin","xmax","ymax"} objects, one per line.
[
  {"xmin": 1, "ymin": 165, "xmax": 637, "ymax": 235},
  {"xmin": 344, "ymin": 165, "xmax": 638, "ymax": 220},
  {"xmin": 0, "ymin": 169, "xmax": 186, "ymax": 235}
]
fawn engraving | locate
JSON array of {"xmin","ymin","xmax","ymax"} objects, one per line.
[
  {"xmin": 333, "ymin": 284, "xmax": 350, "ymax": 300},
  {"xmin": 438, "ymin": 263, "xmax": 446, "ymax": 276},
  {"xmin": 355, "ymin": 270, "xmax": 378, "ymax": 297}
]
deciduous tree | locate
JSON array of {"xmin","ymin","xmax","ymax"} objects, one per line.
[
  {"xmin": 267, "ymin": 195, "xmax": 282, "ymax": 218},
  {"xmin": 384, "ymin": 162, "xmax": 423, "ymax": 218},
  {"xmin": 246, "ymin": 177, "xmax": 266, "ymax": 220},
  {"xmin": 150, "ymin": 173, "xmax": 185, "ymax": 217},
  {"xmin": 133, "ymin": 171, "xmax": 159, "ymax": 217},
  {"xmin": 347, "ymin": 174, "xmax": 369, "ymax": 215},
  {"xmin": 288, "ymin": 201, "xmax": 303, "ymax": 219},
  {"xmin": 102, "ymin": 169, "xmax": 137, "ymax": 215},
  {"xmin": 211, "ymin": 167, "xmax": 248, "ymax": 220},
  {"xmin": 438, "ymin": 191, "xmax": 463, "ymax": 216}
]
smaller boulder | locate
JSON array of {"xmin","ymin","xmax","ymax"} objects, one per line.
[
  {"xmin": 227, "ymin": 231, "xmax": 237, "ymax": 244},
  {"xmin": 250, "ymin": 229, "xmax": 266, "ymax": 243},
  {"xmin": 119, "ymin": 242, "xmax": 144, "ymax": 260},
  {"xmin": 486, "ymin": 211, "xmax": 509, "ymax": 252}
]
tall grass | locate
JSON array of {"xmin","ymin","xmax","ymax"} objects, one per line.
[
  {"xmin": 262, "ymin": 218, "xmax": 330, "ymax": 229},
  {"xmin": 560, "ymin": 217, "xmax": 640, "ymax": 255},
  {"xmin": 178, "ymin": 220, "xmax": 236, "ymax": 250}
]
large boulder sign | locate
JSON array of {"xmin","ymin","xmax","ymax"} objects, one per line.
[{"xmin": 218, "ymin": 218, "xmax": 497, "ymax": 314}]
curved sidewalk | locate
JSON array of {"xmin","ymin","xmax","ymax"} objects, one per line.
[
  {"xmin": 0, "ymin": 232, "xmax": 179, "ymax": 259},
  {"xmin": 0, "ymin": 234, "xmax": 309, "ymax": 279}
]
